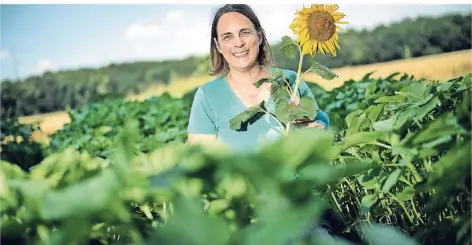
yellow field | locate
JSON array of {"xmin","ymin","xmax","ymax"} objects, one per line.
[{"xmin": 18, "ymin": 49, "xmax": 472, "ymax": 139}]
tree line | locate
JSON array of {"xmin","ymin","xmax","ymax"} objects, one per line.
[{"xmin": 1, "ymin": 12, "xmax": 470, "ymax": 119}]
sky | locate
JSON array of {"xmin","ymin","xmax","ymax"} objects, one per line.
[{"xmin": 1, "ymin": 4, "xmax": 470, "ymax": 80}]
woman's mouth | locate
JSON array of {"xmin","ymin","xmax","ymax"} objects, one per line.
[{"xmin": 232, "ymin": 50, "xmax": 249, "ymax": 57}]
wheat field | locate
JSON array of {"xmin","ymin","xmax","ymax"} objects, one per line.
[{"xmin": 19, "ymin": 50, "xmax": 472, "ymax": 140}]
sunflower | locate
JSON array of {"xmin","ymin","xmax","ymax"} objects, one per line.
[{"xmin": 290, "ymin": 4, "xmax": 348, "ymax": 56}]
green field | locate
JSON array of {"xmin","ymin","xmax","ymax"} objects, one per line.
[
  {"xmin": 18, "ymin": 49, "xmax": 472, "ymax": 141},
  {"xmin": 2, "ymin": 70, "xmax": 471, "ymax": 245}
]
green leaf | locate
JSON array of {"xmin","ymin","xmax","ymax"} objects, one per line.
[
  {"xmin": 151, "ymin": 197, "xmax": 230, "ymax": 245},
  {"xmin": 254, "ymin": 77, "xmax": 271, "ymax": 88},
  {"xmin": 335, "ymin": 131, "xmax": 389, "ymax": 153},
  {"xmin": 274, "ymin": 96, "xmax": 317, "ymax": 124},
  {"xmin": 381, "ymin": 169, "xmax": 402, "ymax": 193},
  {"xmin": 207, "ymin": 199, "xmax": 229, "ymax": 214},
  {"xmin": 361, "ymin": 194, "xmax": 378, "ymax": 215},
  {"xmin": 271, "ymin": 84, "xmax": 290, "ymax": 101},
  {"xmin": 406, "ymin": 82, "xmax": 428, "ymax": 101},
  {"xmin": 393, "ymin": 109, "xmax": 412, "ymax": 131},
  {"xmin": 361, "ymin": 223, "xmax": 419, "ymax": 245},
  {"xmin": 407, "ymin": 113, "xmax": 467, "ymax": 146},
  {"xmin": 345, "ymin": 109, "xmax": 363, "ymax": 129},
  {"xmin": 417, "ymin": 141, "xmax": 471, "ymax": 212},
  {"xmin": 366, "ymin": 104, "xmax": 384, "ymax": 123},
  {"xmin": 397, "ymin": 186, "xmax": 415, "ymax": 202},
  {"xmin": 374, "ymin": 95, "xmax": 407, "ymax": 103},
  {"xmin": 229, "ymin": 101, "xmax": 265, "ymax": 131},
  {"xmin": 280, "ymin": 36, "xmax": 298, "ymax": 59},
  {"xmin": 372, "ymin": 114, "xmax": 398, "ymax": 131},
  {"xmin": 414, "ymin": 96, "xmax": 439, "ymax": 121},
  {"xmin": 385, "ymin": 72, "xmax": 401, "ymax": 80},
  {"xmin": 307, "ymin": 60, "xmax": 338, "ymax": 80},
  {"xmin": 271, "ymin": 68, "xmax": 283, "ymax": 80},
  {"xmin": 40, "ymin": 169, "xmax": 120, "ymax": 220}
]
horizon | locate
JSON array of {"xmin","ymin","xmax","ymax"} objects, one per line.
[{"xmin": 1, "ymin": 4, "xmax": 470, "ymax": 81}]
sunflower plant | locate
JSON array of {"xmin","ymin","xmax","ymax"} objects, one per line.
[{"xmin": 230, "ymin": 4, "xmax": 347, "ymax": 135}]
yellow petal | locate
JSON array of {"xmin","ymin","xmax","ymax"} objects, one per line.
[
  {"xmin": 324, "ymin": 4, "xmax": 334, "ymax": 13},
  {"xmin": 305, "ymin": 40, "xmax": 312, "ymax": 55},
  {"xmin": 324, "ymin": 40, "xmax": 334, "ymax": 54},
  {"xmin": 293, "ymin": 27, "xmax": 305, "ymax": 34},
  {"xmin": 332, "ymin": 32, "xmax": 338, "ymax": 42},
  {"xmin": 334, "ymin": 39, "xmax": 340, "ymax": 49},
  {"xmin": 332, "ymin": 12, "xmax": 345, "ymax": 18},
  {"xmin": 310, "ymin": 40, "xmax": 317, "ymax": 55},
  {"xmin": 312, "ymin": 41, "xmax": 319, "ymax": 54},
  {"xmin": 301, "ymin": 28, "xmax": 310, "ymax": 41},
  {"xmin": 324, "ymin": 43, "xmax": 333, "ymax": 55},
  {"xmin": 319, "ymin": 44, "xmax": 326, "ymax": 55},
  {"xmin": 332, "ymin": 15, "xmax": 345, "ymax": 22},
  {"xmin": 330, "ymin": 38, "xmax": 338, "ymax": 50},
  {"xmin": 301, "ymin": 8, "xmax": 312, "ymax": 14},
  {"xmin": 326, "ymin": 40, "xmax": 335, "ymax": 53},
  {"xmin": 309, "ymin": 40, "xmax": 315, "ymax": 55},
  {"xmin": 290, "ymin": 20, "xmax": 306, "ymax": 29},
  {"xmin": 302, "ymin": 42, "xmax": 310, "ymax": 55},
  {"xmin": 328, "ymin": 4, "xmax": 339, "ymax": 12}
]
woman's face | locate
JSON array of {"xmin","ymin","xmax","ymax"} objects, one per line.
[{"xmin": 215, "ymin": 12, "xmax": 261, "ymax": 72}]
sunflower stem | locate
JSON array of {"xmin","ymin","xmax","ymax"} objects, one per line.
[{"xmin": 291, "ymin": 49, "xmax": 304, "ymax": 102}]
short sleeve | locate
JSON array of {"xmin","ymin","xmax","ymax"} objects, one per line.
[
  {"xmin": 187, "ymin": 86, "xmax": 217, "ymax": 134},
  {"xmin": 297, "ymin": 79, "xmax": 331, "ymax": 130}
]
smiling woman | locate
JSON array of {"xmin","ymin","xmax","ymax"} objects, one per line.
[{"xmin": 187, "ymin": 4, "xmax": 331, "ymax": 152}]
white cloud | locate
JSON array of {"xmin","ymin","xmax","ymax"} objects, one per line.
[
  {"xmin": 0, "ymin": 49, "xmax": 10, "ymax": 60},
  {"xmin": 125, "ymin": 22, "xmax": 162, "ymax": 40},
  {"xmin": 35, "ymin": 59, "xmax": 56, "ymax": 73},
  {"xmin": 253, "ymin": 5, "xmax": 300, "ymax": 42},
  {"xmin": 166, "ymin": 11, "xmax": 184, "ymax": 20}
]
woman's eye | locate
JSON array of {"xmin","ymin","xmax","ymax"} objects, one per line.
[{"xmin": 241, "ymin": 31, "xmax": 251, "ymax": 36}]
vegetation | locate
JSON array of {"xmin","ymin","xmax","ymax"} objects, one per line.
[
  {"xmin": 1, "ymin": 13, "xmax": 471, "ymax": 119},
  {"xmin": 1, "ymin": 70, "xmax": 470, "ymax": 245}
]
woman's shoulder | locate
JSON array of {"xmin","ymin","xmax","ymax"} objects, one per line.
[{"xmin": 194, "ymin": 76, "xmax": 227, "ymax": 98}]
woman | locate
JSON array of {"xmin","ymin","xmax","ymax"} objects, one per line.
[
  {"xmin": 187, "ymin": 5, "xmax": 334, "ymax": 241},
  {"xmin": 187, "ymin": 4, "xmax": 330, "ymax": 152}
]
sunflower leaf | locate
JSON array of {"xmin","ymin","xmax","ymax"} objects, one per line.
[
  {"xmin": 272, "ymin": 68, "xmax": 283, "ymax": 80},
  {"xmin": 307, "ymin": 60, "xmax": 338, "ymax": 80},
  {"xmin": 271, "ymin": 84, "xmax": 291, "ymax": 102},
  {"xmin": 229, "ymin": 101, "xmax": 266, "ymax": 131},
  {"xmin": 275, "ymin": 96, "xmax": 317, "ymax": 125},
  {"xmin": 280, "ymin": 36, "xmax": 298, "ymax": 60},
  {"xmin": 254, "ymin": 77, "xmax": 272, "ymax": 88}
]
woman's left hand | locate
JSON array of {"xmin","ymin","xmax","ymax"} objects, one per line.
[
  {"xmin": 292, "ymin": 120, "xmax": 326, "ymax": 129},
  {"xmin": 289, "ymin": 97, "xmax": 326, "ymax": 129}
]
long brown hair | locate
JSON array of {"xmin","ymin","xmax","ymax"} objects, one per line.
[{"xmin": 209, "ymin": 4, "xmax": 274, "ymax": 77}]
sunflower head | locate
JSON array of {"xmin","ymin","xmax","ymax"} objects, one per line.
[{"xmin": 290, "ymin": 4, "xmax": 348, "ymax": 56}]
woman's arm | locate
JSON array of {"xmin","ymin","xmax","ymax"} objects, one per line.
[
  {"xmin": 187, "ymin": 133, "xmax": 217, "ymax": 144},
  {"xmin": 187, "ymin": 87, "xmax": 219, "ymax": 143}
]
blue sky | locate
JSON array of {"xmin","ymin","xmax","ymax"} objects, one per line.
[{"xmin": 1, "ymin": 4, "xmax": 470, "ymax": 80}]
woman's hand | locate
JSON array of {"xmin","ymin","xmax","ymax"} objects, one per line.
[
  {"xmin": 292, "ymin": 120, "xmax": 326, "ymax": 129},
  {"xmin": 288, "ymin": 96, "xmax": 326, "ymax": 129}
]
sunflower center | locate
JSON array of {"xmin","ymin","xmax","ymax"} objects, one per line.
[{"xmin": 307, "ymin": 11, "xmax": 336, "ymax": 42}]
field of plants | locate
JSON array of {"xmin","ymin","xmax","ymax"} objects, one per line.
[{"xmin": 1, "ymin": 70, "xmax": 470, "ymax": 245}]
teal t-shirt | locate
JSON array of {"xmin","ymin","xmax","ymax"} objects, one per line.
[{"xmin": 187, "ymin": 67, "xmax": 330, "ymax": 152}]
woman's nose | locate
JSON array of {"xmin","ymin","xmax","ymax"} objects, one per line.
[{"xmin": 233, "ymin": 37, "xmax": 245, "ymax": 47}]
